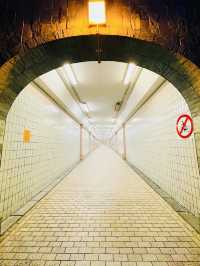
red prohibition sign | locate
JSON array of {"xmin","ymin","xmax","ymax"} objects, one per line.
[{"xmin": 176, "ymin": 114, "xmax": 193, "ymax": 139}]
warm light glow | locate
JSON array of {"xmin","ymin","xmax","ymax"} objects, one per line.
[
  {"xmin": 124, "ymin": 63, "xmax": 136, "ymax": 85},
  {"xmin": 64, "ymin": 64, "xmax": 77, "ymax": 86},
  {"xmin": 88, "ymin": 1, "xmax": 106, "ymax": 25}
]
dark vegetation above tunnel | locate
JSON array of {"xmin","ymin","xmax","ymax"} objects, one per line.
[{"xmin": 0, "ymin": 0, "xmax": 200, "ymax": 67}]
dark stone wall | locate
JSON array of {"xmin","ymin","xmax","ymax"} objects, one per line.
[{"xmin": 0, "ymin": 0, "xmax": 200, "ymax": 67}]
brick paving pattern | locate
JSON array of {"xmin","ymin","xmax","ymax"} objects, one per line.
[{"xmin": 0, "ymin": 146, "xmax": 200, "ymax": 266}]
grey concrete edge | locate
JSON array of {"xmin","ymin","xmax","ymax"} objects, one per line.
[{"xmin": 126, "ymin": 161, "xmax": 200, "ymax": 234}]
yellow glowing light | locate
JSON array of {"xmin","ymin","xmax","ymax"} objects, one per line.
[{"xmin": 88, "ymin": 1, "xmax": 106, "ymax": 25}]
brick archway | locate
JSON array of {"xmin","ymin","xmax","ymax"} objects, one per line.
[{"xmin": 0, "ymin": 35, "xmax": 200, "ymax": 169}]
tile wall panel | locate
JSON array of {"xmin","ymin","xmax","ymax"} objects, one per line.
[
  {"xmin": 82, "ymin": 128, "xmax": 91, "ymax": 157},
  {"xmin": 110, "ymin": 129, "xmax": 124, "ymax": 157},
  {"xmin": 116, "ymin": 129, "xmax": 124, "ymax": 157},
  {"xmin": 126, "ymin": 82, "xmax": 200, "ymax": 216},
  {"xmin": 0, "ymin": 83, "xmax": 81, "ymax": 221}
]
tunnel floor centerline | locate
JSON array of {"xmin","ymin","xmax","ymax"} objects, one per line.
[{"xmin": 0, "ymin": 146, "xmax": 200, "ymax": 266}]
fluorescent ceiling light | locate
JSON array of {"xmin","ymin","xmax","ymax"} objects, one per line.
[
  {"xmin": 64, "ymin": 64, "xmax": 77, "ymax": 86},
  {"xmin": 124, "ymin": 63, "xmax": 136, "ymax": 85},
  {"xmin": 88, "ymin": 1, "xmax": 106, "ymax": 25}
]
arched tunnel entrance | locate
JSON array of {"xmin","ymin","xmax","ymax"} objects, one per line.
[
  {"xmin": 1, "ymin": 35, "xmax": 200, "ymax": 162},
  {"xmin": 1, "ymin": 1, "xmax": 200, "ymax": 264}
]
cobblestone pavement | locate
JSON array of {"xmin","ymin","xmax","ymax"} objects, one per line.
[{"xmin": 0, "ymin": 146, "xmax": 200, "ymax": 266}]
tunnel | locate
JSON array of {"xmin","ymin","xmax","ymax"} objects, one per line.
[{"xmin": 0, "ymin": 1, "xmax": 200, "ymax": 265}]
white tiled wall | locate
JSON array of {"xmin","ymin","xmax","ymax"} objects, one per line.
[
  {"xmin": 126, "ymin": 82, "xmax": 200, "ymax": 216},
  {"xmin": 112, "ymin": 129, "xmax": 124, "ymax": 157},
  {"xmin": 118, "ymin": 68, "xmax": 162, "ymax": 123},
  {"xmin": 36, "ymin": 70, "xmax": 91, "ymax": 129},
  {"xmin": 90, "ymin": 135, "xmax": 99, "ymax": 151},
  {"xmin": 0, "ymin": 83, "xmax": 81, "ymax": 221},
  {"xmin": 82, "ymin": 128, "xmax": 91, "ymax": 157}
]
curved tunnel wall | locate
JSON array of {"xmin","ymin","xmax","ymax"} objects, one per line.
[
  {"xmin": 0, "ymin": 83, "xmax": 91, "ymax": 221},
  {"xmin": 114, "ymin": 82, "xmax": 200, "ymax": 216},
  {"xmin": 1, "ymin": 35, "xmax": 200, "ymax": 174}
]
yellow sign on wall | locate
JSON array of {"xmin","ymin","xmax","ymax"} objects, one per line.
[
  {"xmin": 88, "ymin": 1, "xmax": 106, "ymax": 25},
  {"xmin": 23, "ymin": 129, "xmax": 31, "ymax": 143}
]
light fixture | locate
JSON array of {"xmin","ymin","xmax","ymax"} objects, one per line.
[
  {"xmin": 88, "ymin": 1, "xmax": 106, "ymax": 25},
  {"xmin": 80, "ymin": 102, "xmax": 90, "ymax": 113},
  {"xmin": 114, "ymin": 101, "xmax": 122, "ymax": 112},
  {"xmin": 124, "ymin": 63, "xmax": 136, "ymax": 85},
  {"xmin": 63, "ymin": 64, "xmax": 77, "ymax": 86}
]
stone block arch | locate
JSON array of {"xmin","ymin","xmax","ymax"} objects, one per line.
[{"xmin": 0, "ymin": 0, "xmax": 200, "ymax": 67}]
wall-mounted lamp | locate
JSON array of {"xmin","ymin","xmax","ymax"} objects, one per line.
[
  {"xmin": 114, "ymin": 101, "xmax": 122, "ymax": 112},
  {"xmin": 124, "ymin": 63, "xmax": 136, "ymax": 85},
  {"xmin": 88, "ymin": 1, "xmax": 106, "ymax": 25},
  {"xmin": 63, "ymin": 64, "xmax": 77, "ymax": 86}
]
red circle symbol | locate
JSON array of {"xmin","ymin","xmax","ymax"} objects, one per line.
[{"xmin": 176, "ymin": 114, "xmax": 193, "ymax": 139}]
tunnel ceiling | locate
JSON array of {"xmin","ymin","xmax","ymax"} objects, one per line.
[
  {"xmin": 30, "ymin": 61, "xmax": 166, "ymax": 140},
  {"xmin": 0, "ymin": 0, "xmax": 200, "ymax": 68},
  {"xmin": 71, "ymin": 62, "xmax": 127, "ymax": 121}
]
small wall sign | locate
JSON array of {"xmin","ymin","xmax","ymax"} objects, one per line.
[
  {"xmin": 176, "ymin": 114, "xmax": 193, "ymax": 139},
  {"xmin": 23, "ymin": 129, "xmax": 31, "ymax": 143}
]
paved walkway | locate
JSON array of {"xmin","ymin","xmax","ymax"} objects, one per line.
[{"xmin": 0, "ymin": 146, "xmax": 200, "ymax": 266}]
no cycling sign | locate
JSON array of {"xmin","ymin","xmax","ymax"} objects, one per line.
[{"xmin": 176, "ymin": 114, "xmax": 193, "ymax": 139}]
